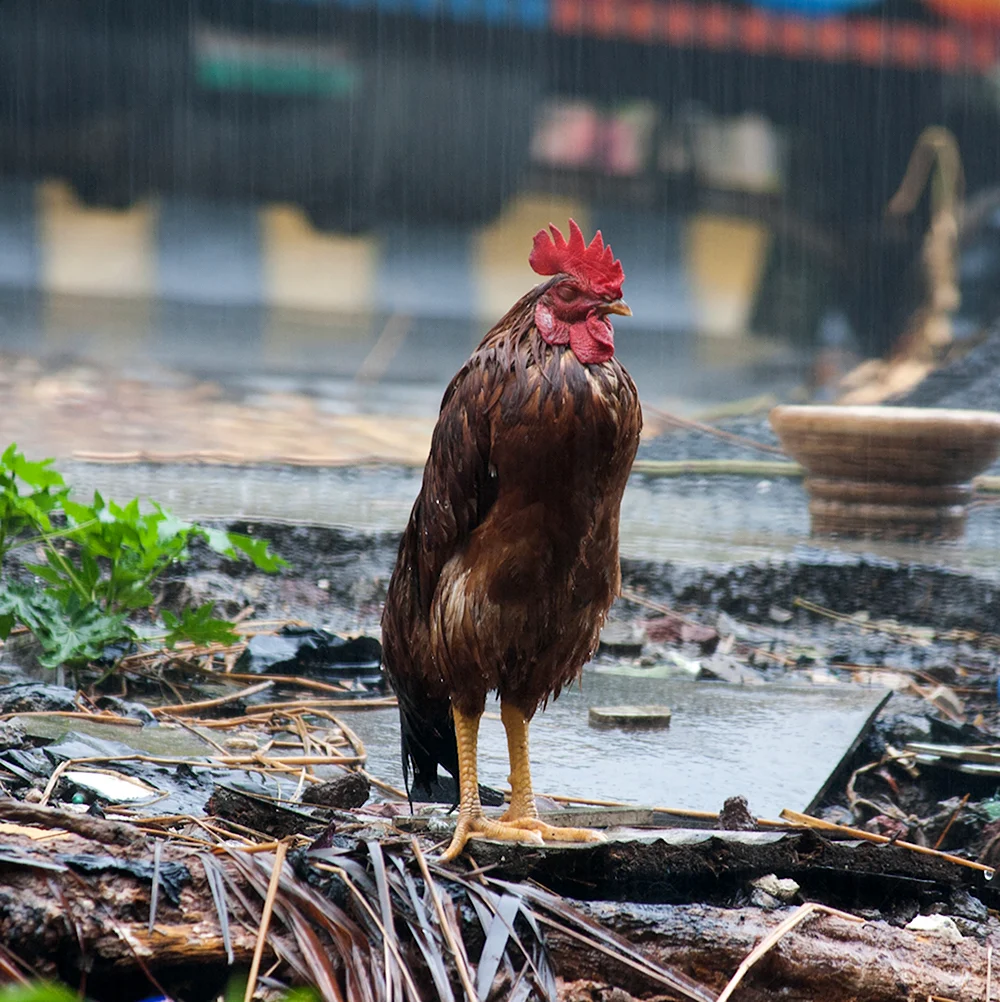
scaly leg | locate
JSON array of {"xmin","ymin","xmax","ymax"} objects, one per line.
[
  {"xmin": 438, "ymin": 707, "xmax": 544, "ymax": 863},
  {"xmin": 498, "ymin": 701, "xmax": 605, "ymax": 846}
]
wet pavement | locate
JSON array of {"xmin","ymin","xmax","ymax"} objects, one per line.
[{"xmin": 0, "ymin": 281, "xmax": 811, "ymax": 466}]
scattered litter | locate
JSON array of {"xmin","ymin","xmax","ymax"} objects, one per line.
[
  {"xmin": 698, "ymin": 654, "xmax": 765, "ymax": 686},
  {"xmin": 0, "ymin": 719, "xmax": 25, "ymax": 750},
  {"xmin": 62, "ymin": 769, "xmax": 160, "ymax": 804},
  {"xmin": 911, "ymin": 683, "xmax": 966, "ymax": 725},
  {"xmin": 598, "ymin": 624, "xmax": 646, "ymax": 657},
  {"xmin": 749, "ymin": 885, "xmax": 783, "ymax": 909},
  {"xmin": 236, "ymin": 626, "xmax": 383, "ymax": 689},
  {"xmin": 666, "ymin": 651, "xmax": 702, "ymax": 675},
  {"xmin": 906, "ymin": 741, "xmax": 1000, "ymax": 776},
  {"xmin": 643, "ymin": 615, "xmax": 719, "ymax": 652},
  {"xmin": 0, "ymin": 682, "xmax": 77, "ymax": 714},
  {"xmin": 751, "ymin": 873, "xmax": 800, "ymax": 902}
]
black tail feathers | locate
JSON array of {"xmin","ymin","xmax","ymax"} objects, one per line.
[
  {"xmin": 397, "ymin": 687, "xmax": 460, "ymax": 806},
  {"xmin": 394, "ymin": 686, "xmax": 505, "ymax": 809}
]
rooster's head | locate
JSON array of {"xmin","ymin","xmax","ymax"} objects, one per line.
[{"xmin": 529, "ymin": 219, "xmax": 630, "ymax": 365}]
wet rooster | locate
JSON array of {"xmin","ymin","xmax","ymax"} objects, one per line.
[{"xmin": 381, "ymin": 220, "xmax": 641, "ymax": 861}]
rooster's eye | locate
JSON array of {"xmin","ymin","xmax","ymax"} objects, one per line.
[{"xmin": 556, "ymin": 285, "xmax": 580, "ymax": 302}]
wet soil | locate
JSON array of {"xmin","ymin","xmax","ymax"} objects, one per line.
[{"xmin": 461, "ymin": 827, "xmax": 993, "ymax": 918}]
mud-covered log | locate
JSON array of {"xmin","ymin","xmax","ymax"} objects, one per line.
[
  {"xmin": 0, "ymin": 797, "xmax": 147, "ymax": 847},
  {"xmin": 0, "ymin": 829, "xmax": 261, "ymax": 1001},
  {"xmin": 0, "ymin": 826, "xmax": 994, "ymax": 1002},
  {"xmin": 553, "ymin": 901, "xmax": 995, "ymax": 1002}
]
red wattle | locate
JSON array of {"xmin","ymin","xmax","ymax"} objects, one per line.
[{"xmin": 570, "ymin": 315, "xmax": 615, "ymax": 365}]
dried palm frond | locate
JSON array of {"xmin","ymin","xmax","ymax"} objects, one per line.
[
  {"xmin": 199, "ymin": 852, "xmax": 234, "ymax": 966},
  {"xmin": 218, "ymin": 837, "xmax": 714, "ymax": 1002}
]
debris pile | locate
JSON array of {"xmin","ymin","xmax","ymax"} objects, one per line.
[{"xmin": 0, "ymin": 574, "xmax": 997, "ymax": 1001}]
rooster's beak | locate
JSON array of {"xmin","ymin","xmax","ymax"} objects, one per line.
[{"xmin": 599, "ymin": 299, "xmax": 632, "ymax": 318}]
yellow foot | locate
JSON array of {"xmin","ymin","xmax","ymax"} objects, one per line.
[
  {"xmin": 439, "ymin": 814, "xmax": 605, "ymax": 863},
  {"xmin": 498, "ymin": 816, "xmax": 607, "ymax": 845},
  {"xmin": 439, "ymin": 814, "xmax": 543, "ymax": 863}
]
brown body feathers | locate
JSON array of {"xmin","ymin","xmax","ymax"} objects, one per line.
[{"xmin": 380, "ymin": 278, "xmax": 642, "ymax": 798}]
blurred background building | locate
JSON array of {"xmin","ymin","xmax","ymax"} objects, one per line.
[{"xmin": 3, "ymin": 0, "xmax": 1000, "ymax": 398}]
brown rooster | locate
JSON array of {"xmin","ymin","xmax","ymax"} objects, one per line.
[{"xmin": 381, "ymin": 220, "xmax": 641, "ymax": 862}]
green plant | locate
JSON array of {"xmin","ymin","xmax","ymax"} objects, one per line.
[
  {"xmin": 0, "ymin": 445, "xmax": 288, "ymax": 669},
  {"xmin": 0, "ymin": 445, "xmax": 69, "ymax": 571},
  {"xmin": 162, "ymin": 603, "xmax": 240, "ymax": 649}
]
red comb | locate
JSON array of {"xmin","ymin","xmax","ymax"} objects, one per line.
[{"xmin": 529, "ymin": 219, "xmax": 624, "ymax": 299}]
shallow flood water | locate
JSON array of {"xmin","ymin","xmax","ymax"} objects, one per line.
[{"xmin": 342, "ymin": 667, "xmax": 888, "ymax": 820}]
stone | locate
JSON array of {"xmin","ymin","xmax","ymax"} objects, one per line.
[{"xmin": 301, "ymin": 771, "xmax": 371, "ymax": 810}]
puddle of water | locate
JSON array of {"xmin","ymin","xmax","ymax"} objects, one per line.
[{"xmin": 341, "ymin": 668, "xmax": 887, "ymax": 820}]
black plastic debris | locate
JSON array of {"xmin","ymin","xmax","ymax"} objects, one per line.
[
  {"xmin": 56, "ymin": 853, "xmax": 190, "ymax": 905},
  {"xmin": 0, "ymin": 719, "xmax": 26, "ymax": 751},
  {"xmin": 236, "ymin": 627, "xmax": 384, "ymax": 690},
  {"xmin": 0, "ymin": 847, "xmax": 69, "ymax": 873},
  {"xmin": 0, "ymin": 682, "xmax": 77, "ymax": 714},
  {"xmin": 44, "ymin": 732, "xmax": 151, "ymax": 765},
  {"xmin": 93, "ymin": 694, "xmax": 157, "ymax": 724},
  {"xmin": 1, "ymin": 747, "xmax": 53, "ymax": 782}
]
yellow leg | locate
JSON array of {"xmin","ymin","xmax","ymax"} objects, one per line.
[
  {"xmin": 438, "ymin": 707, "xmax": 543, "ymax": 863},
  {"xmin": 500, "ymin": 701, "xmax": 539, "ymax": 821},
  {"xmin": 497, "ymin": 702, "xmax": 606, "ymax": 847}
]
